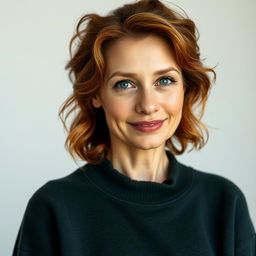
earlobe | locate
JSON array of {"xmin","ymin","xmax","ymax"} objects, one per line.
[{"xmin": 92, "ymin": 95, "xmax": 102, "ymax": 108}]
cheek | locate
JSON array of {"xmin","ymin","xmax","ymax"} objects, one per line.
[
  {"xmin": 164, "ymin": 90, "xmax": 184, "ymax": 114},
  {"xmin": 102, "ymin": 97, "xmax": 131, "ymax": 122}
]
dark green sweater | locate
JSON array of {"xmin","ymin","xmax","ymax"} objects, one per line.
[{"xmin": 13, "ymin": 152, "xmax": 255, "ymax": 255}]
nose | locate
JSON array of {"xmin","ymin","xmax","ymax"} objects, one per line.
[{"xmin": 135, "ymin": 89, "xmax": 159, "ymax": 115}]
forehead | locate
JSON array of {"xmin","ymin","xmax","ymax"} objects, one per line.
[{"xmin": 103, "ymin": 34, "xmax": 179, "ymax": 72}]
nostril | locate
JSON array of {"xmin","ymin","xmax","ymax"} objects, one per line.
[{"xmin": 135, "ymin": 104, "xmax": 159, "ymax": 115}]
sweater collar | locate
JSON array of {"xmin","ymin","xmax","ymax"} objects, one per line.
[{"xmin": 83, "ymin": 151, "xmax": 193, "ymax": 206}]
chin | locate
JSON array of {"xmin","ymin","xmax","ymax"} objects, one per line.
[{"xmin": 130, "ymin": 139, "xmax": 166, "ymax": 151}]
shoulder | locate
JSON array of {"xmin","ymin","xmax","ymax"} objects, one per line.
[
  {"xmin": 186, "ymin": 164, "xmax": 255, "ymax": 235},
  {"xmin": 27, "ymin": 166, "xmax": 89, "ymax": 208},
  {"xmin": 14, "ymin": 168, "xmax": 89, "ymax": 254},
  {"xmin": 189, "ymin": 164, "xmax": 245, "ymax": 199},
  {"xmin": 177, "ymin": 160, "xmax": 252, "ymax": 212}
]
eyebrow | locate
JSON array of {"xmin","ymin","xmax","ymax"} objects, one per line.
[{"xmin": 107, "ymin": 66, "xmax": 180, "ymax": 81}]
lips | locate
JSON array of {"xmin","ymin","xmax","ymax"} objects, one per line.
[
  {"xmin": 130, "ymin": 120, "xmax": 165, "ymax": 126},
  {"xmin": 128, "ymin": 119, "xmax": 166, "ymax": 132}
]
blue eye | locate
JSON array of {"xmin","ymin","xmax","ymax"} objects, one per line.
[
  {"xmin": 114, "ymin": 80, "xmax": 133, "ymax": 90},
  {"xmin": 157, "ymin": 77, "xmax": 175, "ymax": 86},
  {"xmin": 113, "ymin": 77, "xmax": 176, "ymax": 90}
]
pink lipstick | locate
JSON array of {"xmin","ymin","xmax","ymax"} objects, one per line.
[{"xmin": 129, "ymin": 119, "xmax": 166, "ymax": 132}]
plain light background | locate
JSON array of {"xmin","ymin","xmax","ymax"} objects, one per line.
[{"xmin": 1, "ymin": 0, "xmax": 255, "ymax": 254}]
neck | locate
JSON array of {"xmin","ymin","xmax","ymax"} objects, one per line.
[{"xmin": 106, "ymin": 146, "xmax": 169, "ymax": 183}]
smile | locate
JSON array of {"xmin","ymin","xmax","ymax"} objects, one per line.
[{"xmin": 128, "ymin": 119, "xmax": 166, "ymax": 132}]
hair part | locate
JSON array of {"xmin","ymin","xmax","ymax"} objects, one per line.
[{"xmin": 59, "ymin": 0, "xmax": 216, "ymax": 164}]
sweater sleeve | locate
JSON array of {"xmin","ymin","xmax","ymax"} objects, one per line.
[
  {"xmin": 234, "ymin": 192, "xmax": 256, "ymax": 256},
  {"xmin": 12, "ymin": 182, "xmax": 61, "ymax": 256}
]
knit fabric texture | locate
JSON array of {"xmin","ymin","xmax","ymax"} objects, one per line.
[{"xmin": 13, "ymin": 151, "xmax": 256, "ymax": 255}]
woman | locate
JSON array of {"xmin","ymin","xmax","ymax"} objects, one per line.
[{"xmin": 13, "ymin": 0, "xmax": 255, "ymax": 255}]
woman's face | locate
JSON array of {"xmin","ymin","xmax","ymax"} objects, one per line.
[{"xmin": 92, "ymin": 34, "xmax": 184, "ymax": 151}]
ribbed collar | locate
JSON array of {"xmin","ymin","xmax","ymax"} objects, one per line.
[{"xmin": 83, "ymin": 151, "xmax": 193, "ymax": 206}]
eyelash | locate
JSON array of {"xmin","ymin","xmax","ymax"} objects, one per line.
[{"xmin": 113, "ymin": 76, "xmax": 177, "ymax": 90}]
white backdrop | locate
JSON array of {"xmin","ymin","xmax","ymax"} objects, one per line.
[{"xmin": 1, "ymin": 0, "xmax": 255, "ymax": 255}]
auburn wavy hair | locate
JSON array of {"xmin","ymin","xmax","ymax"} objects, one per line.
[{"xmin": 59, "ymin": 0, "xmax": 216, "ymax": 164}]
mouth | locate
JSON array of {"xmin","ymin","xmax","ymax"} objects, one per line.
[
  {"xmin": 128, "ymin": 119, "xmax": 167, "ymax": 132},
  {"xmin": 129, "ymin": 119, "xmax": 166, "ymax": 126}
]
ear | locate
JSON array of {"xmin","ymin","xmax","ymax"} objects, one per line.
[{"xmin": 91, "ymin": 94, "xmax": 102, "ymax": 108}]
